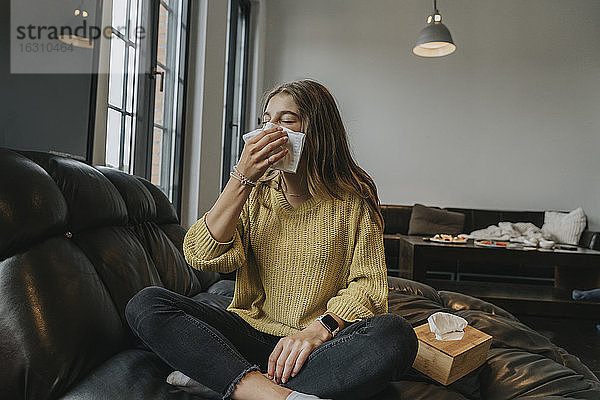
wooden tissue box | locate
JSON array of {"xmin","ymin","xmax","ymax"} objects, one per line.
[{"xmin": 412, "ymin": 323, "xmax": 492, "ymax": 385}]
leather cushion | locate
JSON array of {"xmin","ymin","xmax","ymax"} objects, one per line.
[
  {"xmin": 72, "ymin": 226, "xmax": 163, "ymax": 326},
  {"xmin": 20, "ymin": 151, "xmax": 128, "ymax": 233},
  {"xmin": 59, "ymin": 349, "xmax": 218, "ymax": 400},
  {"xmin": 439, "ymin": 291, "xmax": 517, "ymax": 321},
  {"xmin": 0, "ymin": 149, "xmax": 68, "ymax": 260},
  {"xmin": 381, "ymin": 205, "xmax": 412, "ymax": 235},
  {"xmin": 137, "ymin": 177, "xmax": 179, "ymax": 225},
  {"xmin": 97, "ymin": 167, "xmax": 157, "ymax": 226},
  {"xmin": 0, "ymin": 238, "xmax": 124, "ymax": 399},
  {"xmin": 408, "ymin": 204, "xmax": 466, "ymax": 235},
  {"xmin": 131, "ymin": 222, "xmax": 204, "ymax": 297}
]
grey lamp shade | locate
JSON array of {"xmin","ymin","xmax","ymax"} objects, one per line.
[{"xmin": 413, "ymin": 22, "xmax": 456, "ymax": 57}]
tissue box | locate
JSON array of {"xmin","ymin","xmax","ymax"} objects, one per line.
[{"xmin": 412, "ymin": 323, "xmax": 492, "ymax": 385}]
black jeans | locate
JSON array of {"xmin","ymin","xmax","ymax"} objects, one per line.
[{"xmin": 125, "ymin": 286, "xmax": 418, "ymax": 400}]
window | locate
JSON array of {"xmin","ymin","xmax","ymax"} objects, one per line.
[
  {"xmin": 106, "ymin": 0, "xmax": 139, "ymax": 173},
  {"xmin": 105, "ymin": 0, "xmax": 191, "ymax": 214},
  {"xmin": 149, "ymin": 0, "xmax": 190, "ymax": 211},
  {"xmin": 222, "ymin": 0, "xmax": 251, "ymax": 190}
]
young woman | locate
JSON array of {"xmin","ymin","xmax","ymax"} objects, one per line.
[{"xmin": 126, "ymin": 80, "xmax": 417, "ymax": 400}]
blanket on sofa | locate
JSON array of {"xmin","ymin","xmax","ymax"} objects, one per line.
[{"xmin": 467, "ymin": 222, "xmax": 554, "ymax": 246}]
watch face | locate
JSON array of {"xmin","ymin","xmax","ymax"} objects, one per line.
[{"xmin": 321, "ymin": 314, "xmax": 339, "ymax": 331}]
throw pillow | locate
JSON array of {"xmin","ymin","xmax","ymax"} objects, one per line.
[
  {"xmin": 408, "ymin": 204, "xmax": 466, "ymax": 235},
  {"xmin": 541, "ymin": 207, "xmax": 587, "ymax": 245}
]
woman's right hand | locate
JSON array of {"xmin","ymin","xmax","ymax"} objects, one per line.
[{"xmin": 236, "ymin": 125, "xmax": 289, "ymax": 182}]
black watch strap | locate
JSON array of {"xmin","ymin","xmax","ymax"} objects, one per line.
[{"xmin": 316, "ymin": 314, "xmax": 340, "ymax": 336}]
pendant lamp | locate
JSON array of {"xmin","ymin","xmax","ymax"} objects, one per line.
[
  {"xmin": 58, "ymin": 0, "xmax": 94, "ymax": 49},
  {"xmin": 413, "ymin": 0, "xmax": 456, "ymax": 57}
]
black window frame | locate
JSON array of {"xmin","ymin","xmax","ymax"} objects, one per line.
[
  {"xmin": 222, "ymin": 0, "xmax": 251, "ymax": 190},
  {"xmin": 132, "ymin": 0, "xmax": 192, "ymax": 218},
  {"xmin": 106, "ymin": 0, "xmax": 139, "ymax": 172}
]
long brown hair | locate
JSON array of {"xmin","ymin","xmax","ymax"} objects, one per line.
[{"xmin": 257, "ymin": 80, "xmax": 384, "ymax": 230}]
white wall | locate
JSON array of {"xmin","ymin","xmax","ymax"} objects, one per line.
[{"xmin": 260, "ymin": 0, "xmax": 600, "ymax": 230}]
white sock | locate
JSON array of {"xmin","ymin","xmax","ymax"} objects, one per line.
[
  {"xmin": 166, "ymin": 370, "xmax": 193, "ymax": 386},
  {"xmin": 166, "ymin": 370, "xmax": 205, "ymax": 394},
  {"xmin": 286, "ymin": 390, "xmax": 332, "ymax": 400}
]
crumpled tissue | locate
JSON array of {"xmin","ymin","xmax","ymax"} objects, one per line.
[
  {"xmin": 428, "ymin": 312, "xmax": 468, "ymax": 341},
  {"xmin": 242, "ymin": 122, "xmax": 306, "ymax": 174}
]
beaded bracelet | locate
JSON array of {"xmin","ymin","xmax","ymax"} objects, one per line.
[
  {"xmin": 229, "ymin": 171, "xmax": 249, "ymax": 186},
  {"xmin": 230, "ymin": 165, "xmax": 257, "ymax": 187},
  {"xmin": 230, "ymin": 171, "xmax": 256, "ymax": 187}
]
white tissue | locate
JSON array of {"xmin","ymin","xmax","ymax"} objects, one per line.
[
  {"xmin": 539, "ymin": 239, "xmax": 555, "ymax": 249},
  {"xmin": 427, "ymin": 312, "xmax": 468, "ymax": 341},
  {"xmin": 242, "ymin": 122, "xmax": 306, "ymax": 174}
]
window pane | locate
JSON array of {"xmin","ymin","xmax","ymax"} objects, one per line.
[
  {"xmin": 151, "ymin": 127, "xmax": 163, "ymax": 186},
  {"xmin": 153, "ymin": 65, "xmax": 166, "ymax": 126},
  {"xmin": 129, "ymin": 0, "xmax": 139, "ymax": 43},
  {"xmin": 126, "ymin": 49, "xmax": 136, "ymax": 113},
  {"xmin": 106, "ymin": 109, "xmax": 122, "ymax": 168},
  {"xmin": 108, "ymin": 37, "xmax": 125, "ymax": 107},
  {"xmin": 123, "ymin": 115, "xmax": 132, "ymax": 172},
  {"xmin": 112, "ymin": 0, "xmax": 128, "ymax": 35},
  {"xmin": 157, "ymin": 4, "xmax": 168, "ymax": 66}
]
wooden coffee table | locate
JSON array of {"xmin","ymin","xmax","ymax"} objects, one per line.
[{"xmin": 385, "ymin": 234, "xmax": 600, "ymax": 318}]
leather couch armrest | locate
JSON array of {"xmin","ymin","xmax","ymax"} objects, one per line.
[
  {"xmin": 579, "ymin": 230, "xmax": 600, "ymax": 250},
  {"xmin": 387, "ymin": 276, "xmax": 442, "ymax": 304},
  {"xmin": 438, "ymin": 291, "xmax": 517, "ymax": 321},
  {"xmin": 589, "ymin": 232, "xmax": 600, "ymax": 251}
]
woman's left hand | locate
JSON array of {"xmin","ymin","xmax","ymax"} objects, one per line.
[{"xmin": 267, "ymin": 320, "xmax": 332, "ymax": 384}]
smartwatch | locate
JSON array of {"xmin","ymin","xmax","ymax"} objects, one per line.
[{"xmin": 316, "ymin": 314, "xmax": 340, "ymax": 337}]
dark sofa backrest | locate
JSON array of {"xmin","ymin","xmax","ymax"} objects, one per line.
[
  {"xmin": 0, "ymin": 148, "xmax": 219, "ymax": 399},
  {"xmin": 445, "ymin": 207, "xmax": 545, "ymax": 233},
  {"xmin": 381, "ymin": 204, "xmax": 598, "ymax": 250},
  {"xmin": 381, "ymin": 205, "xmax": 413, "ymax": 235},
  {"xmin": 381, "ymin": 204, "xmax": 544, "ymax": 235}
]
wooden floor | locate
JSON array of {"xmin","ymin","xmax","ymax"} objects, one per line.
[{"xmin": 518, "ymin": 315, "xmax": 600, "ymax": 379}]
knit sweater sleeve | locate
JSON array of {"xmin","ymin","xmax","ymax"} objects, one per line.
[
  {"xmin": 182, "ymin": 201, "xmax": 249, "ymax": 274},
  {"xmin": 326, "ymin": 199, "xmax": 388, "ymax": 323}
]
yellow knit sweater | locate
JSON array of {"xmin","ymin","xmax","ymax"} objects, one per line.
[{"xmin": 182, "ymin": 173, "xmax": 388, "ymax": 337}]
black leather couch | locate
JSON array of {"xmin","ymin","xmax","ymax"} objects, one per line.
[{"xmin": 1, "ymin": 148, "xmax": 599, "ymax": 400}]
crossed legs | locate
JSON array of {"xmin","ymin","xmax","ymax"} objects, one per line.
[{"xmin": 125, "ymin": 286, "xmax": 417, "ymax": 400}]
